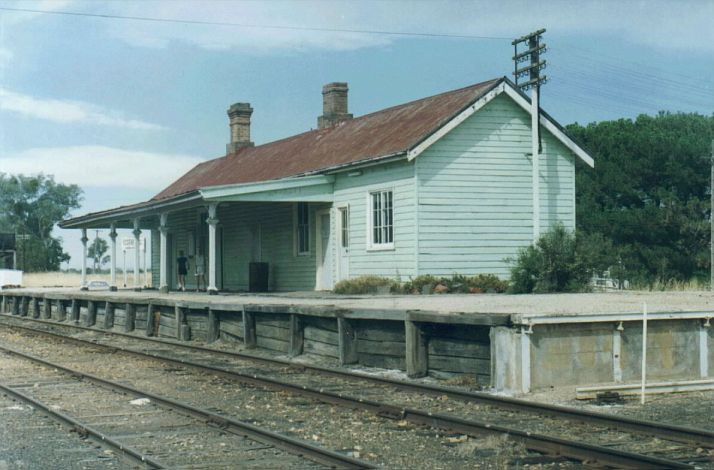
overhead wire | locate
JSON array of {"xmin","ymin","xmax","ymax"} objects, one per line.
[
  {"xmin": 2, "ymin": 6, "xmax": 711, "ymax": 119},
  {"xmin": 0, "ymin": 6, "xmax": 512, "ymax": 41},
  {"xmin": 552, "ymin": 52, "xmax": 713, "ymax": 100}
]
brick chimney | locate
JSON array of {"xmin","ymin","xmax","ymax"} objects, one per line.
[
  {"xmin": 226, "ymin": 102, "xmax": 254, "ymax": 153},
  {"xmin": 318, "ymin": 82, "xmax": 353, "ymax": 129}
]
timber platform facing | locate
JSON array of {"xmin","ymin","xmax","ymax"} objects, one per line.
[{"xmin": 1, "ymin": 288, "xmax": 712, "ymax": 393}]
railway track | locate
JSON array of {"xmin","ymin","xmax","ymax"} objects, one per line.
[
  {"xmin": 0, "ymin": 343, "xmax": 371, "ymax": 468},
  {"xmin": 1, "ymin": 314, "xmax": 711, "ymax": 468}
]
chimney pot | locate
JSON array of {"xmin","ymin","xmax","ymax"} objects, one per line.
[
  {"xmin": 227, "ymin": 102, "xmax": 253, "ymax": 153},
  {"xmin": 318, "ymin": 82, "xmax": 352, "ymax": 129}
]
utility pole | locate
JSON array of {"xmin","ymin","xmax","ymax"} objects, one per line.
[
  {"xmin": 710, "ymin": 139, "xmax": 713, "ymax": 292},
  {"xmin": 513, "ymin": 29, "xmax": 547, "ymax": 242}
]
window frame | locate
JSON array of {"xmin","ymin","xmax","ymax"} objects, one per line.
[
  {"xmin": 339, "ymin": 205, "xmax": 350, "ymax": 250},
  {"xmin": 294, "ymin": 202, "xmax": 310, "ymax": 256},
  {"xmin": 366, "ymin": 188, "xmax": 395, "ymax": 251}
]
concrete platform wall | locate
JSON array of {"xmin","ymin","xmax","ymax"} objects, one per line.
[{"xmin": 493, "ymin": 317, "xmax": 712, "ymax": 393}]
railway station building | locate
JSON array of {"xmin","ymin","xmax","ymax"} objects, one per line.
[{"xmin": 60, "ymin": 77, "xmax": 594, "ymax": 293}]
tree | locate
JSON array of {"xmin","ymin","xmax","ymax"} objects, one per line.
[
  {"xmin": 568, "ymin": 112, "xmax": 714, "ymax": 284},
  {"xmin": 87, "ymin": 236, "xmax": 109, "ymax": 272},
  {"xmin": 0, "ymin": 174, "xmax": 82, "ymax": 271}
]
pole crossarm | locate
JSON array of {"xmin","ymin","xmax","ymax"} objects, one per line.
[
  {"xmin": 512, "ymin": 43, "xmax": 547, "ymax": 62},
  {"xmin": 512, "ymin": 28, "xmax": 547, "ymax": 90},
  {"xmin": 511, "ymin": 28, "xmax": 546, "ymax": 45}
]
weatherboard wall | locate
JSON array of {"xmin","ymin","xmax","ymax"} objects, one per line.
[
  {"xmin": 151, "ymin": 202, "xmax": 326, "ymax": 291},
  {"xmin": 415, "ymin": 93, "xmax": 576, "ymax": 278},
  {"xmin": 333, "ymin": 160, "xmax": 416, "ymax": 280}
]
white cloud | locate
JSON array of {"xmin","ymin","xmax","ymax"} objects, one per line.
[
  {"xmin": 0, "ymin": 146, "xmax": 203, "ymax": 190},
  {"xmin": 0, "ymin": 88, "xmax": 165, "ymax": 130},
  {"xmin": 92, "ymin": 0, "xmax": 713, "ymax": 53},
  {"xmin": 0, "ymin": 0, "xmax": 75, "ymax": 26}
]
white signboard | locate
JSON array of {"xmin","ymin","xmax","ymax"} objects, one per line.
[{"xmin": 121, "ymin": 237, "xmax": 146, "ymax": 251}]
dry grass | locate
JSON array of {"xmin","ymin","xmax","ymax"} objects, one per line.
[
  {"xmin": 443, "ymin": 375, "xmax": 479, "ymax": 387},
  {"xmin": 629, "ymin": 278, "xmax": 709, "ymax": 292},
  {"xmin": 455, "ymin": 434, "xmax": 527, "ymax": 468},
  {"xmin": 22, "ymin": 271, "xmax": 152, "ymax": 288}
]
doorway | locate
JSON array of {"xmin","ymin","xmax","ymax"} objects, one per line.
[
  {"xmin": 336, "ymin": 206, "xmax": 349, "ymax": 282},
  {"xmin": 315, "ymin": 209, "xmax": 333, "ymax": 290}
]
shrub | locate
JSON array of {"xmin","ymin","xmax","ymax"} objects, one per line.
[
  {"xmin": 401, "ymin": 275, "xmax": 441, "ymax": 294},
  {"xmin": 333, "ymin": 275, "xmax": 398, "ymax": 295},
  {"xmin": 401, "ymin": 273, "xmax": 508, "ymax": 294},
  {"xmin": 468, "ymin": 274, "xmax": 509, "ymax": 293},
  {"xmin": 509, "ymin": 224, "xmax": 593, "ymax": 294}
]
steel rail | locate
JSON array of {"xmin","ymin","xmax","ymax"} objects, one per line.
[
  {"xmin": 0, "ymin": 321, "xmax": 695, "ymax": 469},
  {"xmin": 0, "ymin": 380, "xmax": 164, "ymax": 469},
  {"xmin": 0, "ymin": 343, "xmax": 373, "ymax": 469},
  {"xmin": 3, "ymin": 314, "xmax": 712, "ymax": 449}
]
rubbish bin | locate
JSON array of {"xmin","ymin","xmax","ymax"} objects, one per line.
[{"xmin": 249, "ymin": 262, "xmax": 269, "ymax": 292}]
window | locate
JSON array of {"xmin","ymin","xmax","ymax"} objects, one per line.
[
  {"xmin": 370, "ymin": 190, "xmax": 393, "ymax": 248},
  {"xmin": 339, "ymin": 207, "xmax": 349, "ymax": 248},
  {"xmin": 296, "ymin": 202, "xmax": 309, "ymax": 255}
]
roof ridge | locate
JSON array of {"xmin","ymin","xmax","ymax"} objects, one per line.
[
  {"xmin": 352, "ymin": 77, "xmax": 502, "ymax": 121},
  {"xmin": 225, "ymin": 77, "xmax": 503, "ymax": 156}
]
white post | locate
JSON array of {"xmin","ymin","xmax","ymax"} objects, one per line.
[
  {"xmin": 133, "ymin": 218, "xmax": 141, "ymax": 291},
  {"xmin": 109, "ymin": 223, "xmax": 117, "ymax": 291},
  {"xmin": 142, "ymin": 238, "xmax": 148, "ymax": 287},
  {"xmin": 641, "ymin": 302, "xmax": 648, "ymax": 405},
  {"xmin": 701, "ymin": 319, "xmax": 710, "ymax": 378},
  {"xmin": 80, "ymin": 228, "xmax": 88, "ymax": 290},
  {"xmin": 613, "ymin": 322, "xmax": 623, "ymax": 383},
  {"xmin": 159, "ymin": 213, "xmax": 169, "ymax": 293},
  {"xmin": 207, "ymin": 203, "xmax": 219, "ymax": 295},
  {"xmin": 123, "ymin": 248, "xmax": 127, "ymax": 287},
  {"xmin": 531, "ymin": 86, "xmax": 540, "ymax": 242},
  {"xmin": 520, "ymin": 325, "xmax": 532, "ymax": 394}
]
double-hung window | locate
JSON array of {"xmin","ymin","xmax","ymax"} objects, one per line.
[
  {"xmin": 369, "ymin": 189, "xmax": 393, "ymax": 249},
  {"xmin": 296, "ymin": 202, "xmax": 309, "ymax": 255}
]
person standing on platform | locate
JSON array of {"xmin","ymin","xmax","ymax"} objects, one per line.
[
  {"xmin": 194, "ymin": 252, "xmax": 206, "ymax": 292},
  {"xmin": 177, "ymin": 250, "xmax": 189, "ymax": 291}
]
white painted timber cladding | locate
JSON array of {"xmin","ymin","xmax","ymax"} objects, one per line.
[
  {"xmin": 219, "ymin": 201, "xmax": 329, "ymax": 291},
  {"xmin": 333, "ymin": 161, "xmax": 416, "ymax": 280},
  {"xmin": 416, "ymin": 94, "xmax": 575, "ymax": 278}
]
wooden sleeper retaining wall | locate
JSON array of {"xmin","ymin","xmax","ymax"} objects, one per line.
[{"xmin": 0, "ymin": 291, "xmax": 499, "ymax": 385}]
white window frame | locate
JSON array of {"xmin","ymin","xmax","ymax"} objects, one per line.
[
  {"xmin": 293, "ymin": 202, "xmax": 310, "ymax": 256},
  {"xmin": 338, "ymin": 204, "xmax": 350, "ymax": 250},
  {"xmin": 366, "ymin": 188, "xmax": 395, "ymax": 251}
]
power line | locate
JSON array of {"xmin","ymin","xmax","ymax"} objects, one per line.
[
  {"xmin": 0, "ymin": 6, "xmax": 511, "ymax": 41},
  {"xmin": 551, "ymin": 51, "xmax": 714, "ymax": 100}
]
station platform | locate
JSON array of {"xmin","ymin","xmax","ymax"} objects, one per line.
[{"xmin": 1, "ymin": 288, "xmax": 712, "ymax": 394}]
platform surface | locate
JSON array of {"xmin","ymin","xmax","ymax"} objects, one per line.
[{"xmin": 5, "ymin": 288, "xmax": 714, "ymax": 317}]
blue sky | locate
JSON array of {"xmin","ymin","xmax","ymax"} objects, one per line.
[{"xmin": 1, "ymin": 0, "xmax": 713, "ymax": 269}]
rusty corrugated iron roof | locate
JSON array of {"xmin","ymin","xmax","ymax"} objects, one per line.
[{"xmin": 153, "ymin": 77, "xmax": 503, "ymax": 200}]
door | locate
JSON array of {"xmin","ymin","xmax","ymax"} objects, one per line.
[
  {"xmin": 337, "ymin": 206, "xmax": 349, "ymax": 282},
  {"xmin": 316, "ymin": 210, "xmax": 333, "ymax": 290}
]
